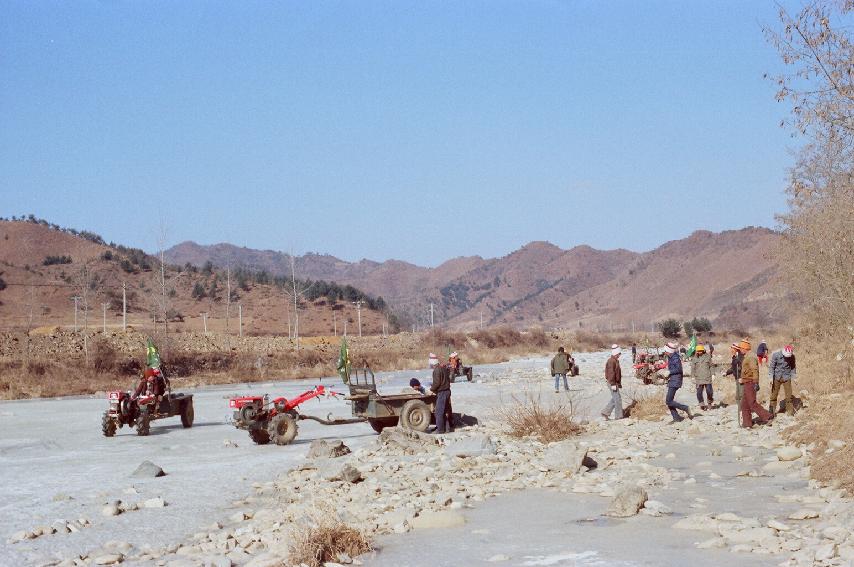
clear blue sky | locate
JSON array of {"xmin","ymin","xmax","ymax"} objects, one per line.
[{"xmin": 2, "ymin": 1, "xmax": 799, "ymax": 266}]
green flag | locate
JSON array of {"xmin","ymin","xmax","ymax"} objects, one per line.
[
  {"xmin": 336, "ymin": 338, "xmax": 350, "ymax": 384},
  {"xmin": 146, "ymin": 338, "xmax": 161, "ymax": 369},
  {"xmin": 685, "ymin": 334, "xmax": 698, "ymax": 358}
]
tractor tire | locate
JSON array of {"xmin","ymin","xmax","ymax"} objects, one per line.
[
  {"xmin": 399, "ymin": 399, "xmax": 431, "ymax": 432},
  {"xmin": 249, "ymin": 428, "xmax": 271, "ymax": 445},
  {"xmin": 180, "ymin": 399, "xmax": 194, "ymax": 428},
  {"xmin": 368, "ymin": 418, "xmax": 396, "ymax": 434},
  {"xmin": 136, "ymin": 409, "xmax": 151, "ymax": 436},
  {"xmin": 102, "ymin": 411, "xmax": 116, "ymax": 437},
  {"xmin": 267, "ymin": 413, "xmax": 298, "ymax": 445}
]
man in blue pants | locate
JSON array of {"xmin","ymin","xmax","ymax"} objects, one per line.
[
  {"xmin": 664, "ymin": 341, "xmax": 694, "ymax": 424},
  {"xmin": 430, "ymin": 362, "xmax": 452, "ymax": 434}
]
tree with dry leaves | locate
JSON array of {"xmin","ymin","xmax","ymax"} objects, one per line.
[{"xmin": 765, "ymin": 1, "xmax": 854, "ymax": 376}]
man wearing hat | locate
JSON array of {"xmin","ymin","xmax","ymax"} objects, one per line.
[
  {"xmin": 724, "ymin": 342, "xmax": 745, "ymax": 425},
  {"xmin": 691, "ymin": 344, "xmax": 714, "ymax": 410},
  {"xmin": 737, "ymin": 339, "xmax": 773, "ymax": 427},
  {"xmin": 601, "ymin": 345, "xmax": 624, "ymax": 420},
  {"xmin": 551, "ymin": 346, "xmax": 572, "ymax": 393},
  {"xmin": 664, "ymin": 341, "xmax": 693, "ymax": 423},
  {"xmin": 768, "ymin": 345, "xmax": 797, "ymax": 416}
]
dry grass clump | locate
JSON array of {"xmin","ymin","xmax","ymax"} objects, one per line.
[
  {"xmin": 624, "ymin": 392, "xmax": 664, "ymax": 421},
  {"xmin": 287, "ymin": 514, "xmax": 372, "ymax": 567},
  {"xmin": 498, "ymin": 393, "xmax": 583, "ymax": 443}
]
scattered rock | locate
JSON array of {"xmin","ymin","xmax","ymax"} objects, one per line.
[
  {"xmin": 132, "ymin": 461, "xmax": 166, "ymax": 478},
  {"xmin": 93, "ymin": 554, "xmax": 124, "ymax": 565},
  {"xmin": 776, "ymin": 446, "xmax": 802, "ymax": 462},
  {"xmin": 320, "ymin": 462, "xmax": 363, "ymax": 483},
  {"xmin": 605, "ymin": 486, "xmax": 648, "ymax": 518},
  {"xmin": 542, "ymin": 440, "xmax": 588, "ymax": 475},
  {"xmin": 487, "ymin": 554, "xmax": 510, "ymax": 562},
  {"xmin": 788, "ymin": 509, "xmax": 819, "ymax": 520},
  {"xmin": 444, "ymin": 435, "xmax": 496, "ymax": 458},
  {"xmin": 307, "ymin": 439, "xmax": 351, "ymax": 459},
  {"xmin": 102, "ymin": 503, "xmax": 122, "ymax": 517},
  {"xmin": 143, "ymin": 497, "xmax": 166, "ymax": 508}
]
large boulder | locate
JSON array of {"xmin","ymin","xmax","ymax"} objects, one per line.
[
  {"xmin": 320, "ymin": 462, "xmax": 363, "ymax": 483},
  {"xmin": 306, "ymin": 439, "xmax": 351, "ymax": 459},
  {"xmin": 605, "ymin": 486, "xmax": 648, "ymax": 517},
  {"xmin": 444, "ymin": 435, "xmax": 496, "ymax": 458},
  {"xmin": 542, "ymin": 440, "xmax": 588, "ymax": 475},
  {"xmin": 131, "ymin": 461, "xmax": 166, "ymax": 478},
  {"xmin": 378, "ymin": 427, "xmax": 438, "ymax": 454},
  {"xmin": 776, "ymin": 446, "xmax": 802, "ymax": 462},
  {"xmin": 410, "ymin": 511, "xmax": 466, "ymax": 529}
]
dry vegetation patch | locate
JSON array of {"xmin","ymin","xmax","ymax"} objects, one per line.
[
  {"xmin": 287, "ymin": 514, "xmax": 372, "ymax": 567},
  {"xmin": 498, "ymin": 393, "xmax": 583, "ymax": 443},
  {"xmin": 624, "ymin": 392, "xmax": 664, "ymax": 421}
]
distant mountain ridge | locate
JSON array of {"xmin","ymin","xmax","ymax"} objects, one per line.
[{"xmin": 165, "ymin": 227, "xmax": 787, "ymax": 331}]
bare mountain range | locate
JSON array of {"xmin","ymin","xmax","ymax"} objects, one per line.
[{"xmin": 166, "ymin": 227, "xmax": 789, "ymax": 331}]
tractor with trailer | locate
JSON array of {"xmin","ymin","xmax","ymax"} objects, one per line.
[{"xmin": 102, "ymin": 370, "xmax": 194, "ymax": 437}]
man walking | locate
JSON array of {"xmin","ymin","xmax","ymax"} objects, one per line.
[
  {"xmin": 724, "ymin": 342, "xmax": 744, "ymax": 424},
  {"xmin": 691, "ymin": 344, "xmax": 714, "ymax": 410},
  {"xmin": 769, "ymin": 345, "xmax": 796, "ymax": 416},
  {"xmin": 738, "ymin": 340, "xmax": 773, "ymax": 428},
  {"xmin": 601, "ymin": 345, "xmax": 623, "ymax": 420},
  {"xmin": 664, "ymin": 342, "xmax": 693, "ymax": 423},
  {"xmin": 550, "ymin": 346, "xmax": 572, "ymax": 393},
  {"xmin": 429, "ymin": 362, "xmax": 452, "ymax": 434}
]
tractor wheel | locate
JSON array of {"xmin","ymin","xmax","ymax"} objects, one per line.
[
  {"xmin": 267, "ymin": 414, "xmax": 298, "ymax": 445},
  {"xmin": 249, "ymin": 428, "xmax": 271, "ymax": 445},
  {"xmin": 136, "ymin": 409, "xmax": 151, "ymax": 436},
  {"xmin": 400, "ymin": 400, "xmax": 431, "ymax": 432},
  {"xmin": 102, "ymin": 411, "xmax": 116, "ymax": 437},
  {"xmin": 180, "ymin": 399, "xmax": 194, "ymax": 428},
  {"xmin": 368, "ymin": 418, "xmax": 396, "ymax": 434}
]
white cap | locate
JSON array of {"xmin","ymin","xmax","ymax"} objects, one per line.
[{"xmin": 611, "ymin": 346, "xmax": 621, "ymax": 356}]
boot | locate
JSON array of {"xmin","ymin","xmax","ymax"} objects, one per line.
[{"xmin": 768, "ymin": 403, "xmax": 776, "ymax": 417}]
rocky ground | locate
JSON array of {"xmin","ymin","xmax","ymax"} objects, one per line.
[{"xmin": 2, "ymin": 353, "xmax": 852, "ymax": 567}]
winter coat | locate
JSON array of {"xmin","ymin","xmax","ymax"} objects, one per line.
[
  {"xmin": 769, "ymin": 351, "xmax": 797, "ymax": 382},
  {"xmin": 757, "ymin": 342, "xmax": 768, "ymax": 357},
  {"xmin": 667, "ymin": 352, "xmax": 683, "ymax": 388},
  {"xmin": 551, "ymin": 352, "xmax": 572, "ymax": 376},
  {"xmin": 430, "ymin": 364, "xmax": 451, "ymax": 392},
  {"xmin": 605, "ymin": 356, "xmax": 622, "ymax": 388},
  {"xmin": 691, "ymin": 352, "xmax": 713, "ymax": 385},
  {"xmin": 724, "ymin": 353, "xmax": 744, "ymax": 382},
  {"xmin": 740, "ymin": 354, "xmax": 760, "ymax": 384}
]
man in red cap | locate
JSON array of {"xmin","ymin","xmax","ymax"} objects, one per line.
[{"xmin": 769, "ymin": 345, "xmax": 797, "ymax": 416}]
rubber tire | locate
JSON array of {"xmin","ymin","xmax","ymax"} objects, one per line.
[
  {"xmin": 180, "ymin": 399, "xmax": 194, "ymax": 428},
  {"xmin": 399, "ymin": 399, "xmax": 431, "ymax": 432},
  {"xmin": 368, "ymin": 418, "xmax": 396, "ymax": 434},
  {"xmin": 136, "ymin": 409, "xmax": 151, "ymax": 436},
  {"xmin": 267, "ymin": 413, "xmax": 298, "ymax": 445},
  {"xmin": 102, "ymin": 410, "xmax": 116, "ymax": 437},
  {"xmin": 249, "ymin": 428, "xmax": 271, "ymax": 445}
]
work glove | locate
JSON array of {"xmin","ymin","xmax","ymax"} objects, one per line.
[{"xmin": 611, "ymin": 385, "xmax": 618, "ymax": 391}]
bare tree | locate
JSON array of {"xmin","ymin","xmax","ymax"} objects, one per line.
[{"xmin": 282, "ymin": 253, "xmax": 313, "ymax": 350}]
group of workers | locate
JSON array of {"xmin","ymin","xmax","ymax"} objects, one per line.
[
  {"xmin": 407, "ymin": 351, "xmax": 472, "ymax": 434},
  {"xmin": 550, "ymin": 337, "xmax": 797, "ymax": 428}
]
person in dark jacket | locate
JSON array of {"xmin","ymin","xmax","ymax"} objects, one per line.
[
  {"xmin": 429, "ymin": 362, "xmax": 452, "ymax": 434},
  {"xmin": 551, "ymin": 346, "xmax": 572, "ymax": 393},
  {"xmin": 768, "ymin": 345, "xmax": 796, "ymax": 416},
  {"xmin": 664, "ymin": 342, "xmax": 693, "ymax": 423},
  {"xmin": 408, "ymin": 378, "xmax": 426, "ymax": 394},
  {"xmin": 757, "ymin": 339, "xmax": 769, "ymax": 366},
  {"xmin": 600, "ymin": 345, "xmax": 623, "ymax": 420},
  {"xmin": 631, "ymin": 343, "xmax": 637, "ymax": 363}
]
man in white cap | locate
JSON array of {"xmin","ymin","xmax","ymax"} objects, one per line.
[
  {"xmin": 768, "ymin": 344, "xmax": 796, "ymax": 416},
  {"xmin": 664, "ymin": 341, "xmax": 693, "ymax": 423},
  {"xmin": 601, "ymin": 344, "xmax": 623, "ymax": 420}
]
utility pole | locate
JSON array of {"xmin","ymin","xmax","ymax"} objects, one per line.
[
  {"xmin": 71, "ymin": 296, "xmax": 81, "ymax": 331},
  {"xmin": 101, "ymin": 302, "xmax": 110, "ymax": 333},
  {"xmin": 352, "ymin": 300, "xmax": 364, "ymax": 338},
  {"xmin": 238, "ymin": 304, "xmax": 243, "ymax": 337},
  {"xmin": 122, "ymin": 282, "xmax": 127, "ymax": 331},
  {"xmin": 333, "ymin": 311, "xmax": 337, "ymax": 337},
  {"xmin": 201, "ymin": 312, "xmax": 208, "ymax": 334},
  {"xmin": 430, "ymin": 302, "xmax": 434, "ymax": 328},
  {"xmin": 226, "ymin": 267, "xmax": 231, "ymax": 335}
]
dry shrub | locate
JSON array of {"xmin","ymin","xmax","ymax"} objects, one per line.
[
  {"xmin": 498, "ymin": 393, "xmax": 583, "ymax": 443},
  {"xmin": 287, "ymin": 514, "xmax": 372, "ymax": 567},
  {"xmin": 624, "ymin": 392, "xmax": 664, "ymax": 421},
  {"xmin": 92, "ymin": 339, "xmax": 117, "ymax": 372}
]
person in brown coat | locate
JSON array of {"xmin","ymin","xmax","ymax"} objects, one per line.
[
  {"xmin": 738, "ymin": 340, "xmax": 773, "ymax": 428},
  {"xmin": 600, "ymin": 345, "xmax": 623, "ymax": 420}
]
